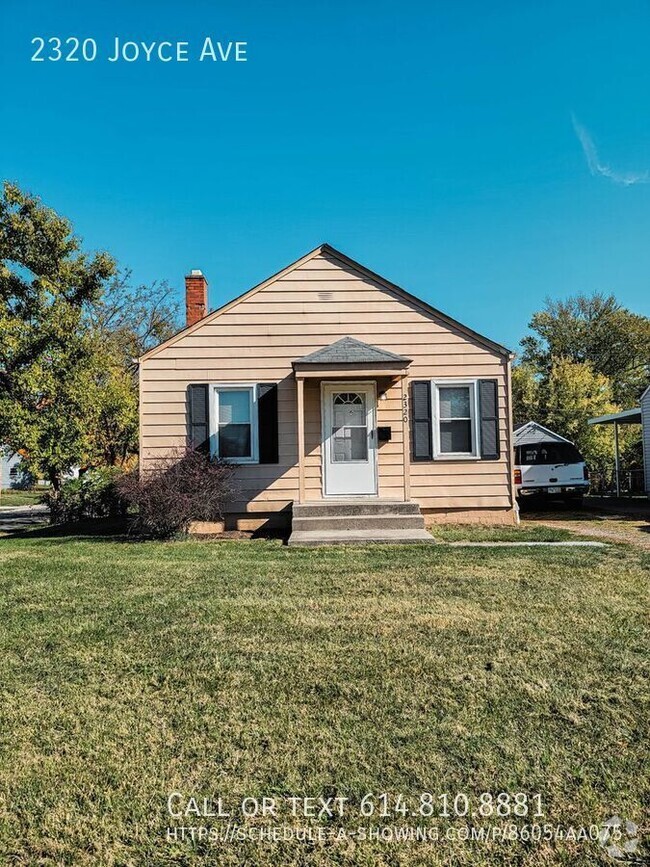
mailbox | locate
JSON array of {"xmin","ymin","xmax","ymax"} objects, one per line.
[{"xmin": 377, "ymin": 426, "xmax": 392, "ymax": 442}]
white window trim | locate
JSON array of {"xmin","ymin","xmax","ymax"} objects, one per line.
[
  {"xmin": 431, "ymin": 379, "xmax": 481, "ymax": 460},
  {"xmin": 209, "ymin": 383, "xmax": 259, "ymax": 464}
]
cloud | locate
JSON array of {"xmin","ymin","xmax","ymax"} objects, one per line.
[{"xmin": 571, "ymin": 114, "xmax": 649, "ymax": 185}]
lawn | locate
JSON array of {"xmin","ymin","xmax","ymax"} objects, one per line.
[
  {"xmin": 431, "ymin": 523, "xmax": 577, "ymax": 543},
  {"xmin": 0, "ymin": 533, "xmax": 647, "ymax": 866},
  {"xmin": 0, "ymin": 489, "xmax": 43, "ymax": 506}
]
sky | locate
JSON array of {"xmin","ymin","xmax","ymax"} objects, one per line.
[{"xmin": 1, "ymin": 0, "xmax": 649, "ymax": 352}]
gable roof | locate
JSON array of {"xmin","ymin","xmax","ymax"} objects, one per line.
[
  {"xmin": 294, "ymin": 336, "xmax": 411, "ymax": 366},
  {"xmin": 140, "ymin": 243, "xmax": 513, "ymax": 362},
  {"xmin": 513, "ymin": 421, "xmax": 573, "ymax": 446}
]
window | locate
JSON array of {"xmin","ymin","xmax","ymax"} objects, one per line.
[
  {"xmin": 212, "ymin": 385, "xmax": 258, "ymax": 462},
  {"xmin": 433, "ymin": 381, "xmax": 478, "ymax": 458},
  {"xmin": 332, "ymin": 392, "xmax": 368, "ymax": 462}
]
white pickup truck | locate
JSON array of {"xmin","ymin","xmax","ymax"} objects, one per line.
[{"xmin": 514, "ymin": 422, "xmax": 590, "ymax": 505}]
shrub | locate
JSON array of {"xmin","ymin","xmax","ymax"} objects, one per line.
[
  {"xmin": 45, "ymin": 467, "xmax": 126, "ymax": 524},
  {"xmin": 117, "ymin": 447, "xmax": 235, "ymax": 539}
]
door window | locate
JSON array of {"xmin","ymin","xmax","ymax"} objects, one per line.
[{"xmin": 332, "ymin": 392, "xmax": 368, "ymax": 462}]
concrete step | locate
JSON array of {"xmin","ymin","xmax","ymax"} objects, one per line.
[
  {"xmin": 293, "ymin": 500, "xmax": 421, "ymax": 518},
  {"xmin": 291, "ymin": 514, "xmax": 425, "ymax": 532},
  {"xmin": 288, "ymin": 528, "xmax": 435, "ymax": 547}
]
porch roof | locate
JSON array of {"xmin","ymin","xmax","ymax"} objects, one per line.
[
  {"xmin": 588, "ymin": 408, "xmax": 642, "ymax": 426},
  {"xmin": 292, "ymin": 336, "xmax": 411, "ymax": 378}
]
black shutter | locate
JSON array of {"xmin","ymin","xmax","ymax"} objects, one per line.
[
  {"xmin": 257, "ymin": 383, "xmax": 279, "ymax": 464},
  {"xmin": 188, "ymin": 384, "xmax": 210, "ymax": 452},
  {"xmin": 411, "ymin": 380, "xmax": 433, "ymax": 461},
  {"xmin": 478, "ymin": 379, "xmax": 500, "ymax": 459}
]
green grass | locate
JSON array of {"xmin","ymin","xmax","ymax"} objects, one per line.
[
  {"xmin": 0, "ymin": 489, "xmax": 43, "ymax": 506},
  {"xmin": 432, "ymin": 523, "xmax": 577, "ymax": 543},
  {"xmin": 0, "ymin": 534, "xmax": 647, "ymax": 866}
]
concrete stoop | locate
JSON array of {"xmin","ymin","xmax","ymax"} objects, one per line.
[{"xmin": 288, "ymin": 499, "xmax": 435, "ymax": 546}]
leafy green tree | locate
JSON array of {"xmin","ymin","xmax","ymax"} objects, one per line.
[
  {"xmin": 0, "ymin": 182, "xmax": 115, "ymax": 489},
  {"xmin": 520, "ymin": 293, "xmax": 650, "ymax": 406},
  {"xmin": 77, "ymin": 338, "xmax": 139, "ymax": 468},
  {"xmin": 511, "ymin": 362, "xmax": 541, "ymax": 427},
  {"xmin": 514, "ymin": 292, "xmax": 648, "ymax": 479},
  {"xmin": 0, "ymin": 184, "xmax": 180, "ymax": 487},
  {"xmin": 544, "ymin": 358, "xmax": 619, "ymax": 476}
]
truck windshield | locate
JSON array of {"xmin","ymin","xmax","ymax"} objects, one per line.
[{"xmin": 516, "ymin": 442, "xmax": 583, "ymax": 465}]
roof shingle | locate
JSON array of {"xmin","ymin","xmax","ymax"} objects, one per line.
[{"xmin": 294, "ymin": 336, "xmax": 411, "ymax": 366}]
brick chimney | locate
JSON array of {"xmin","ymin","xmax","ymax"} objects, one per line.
[{"xmin": 185, "ymin": 269, "xmax": 208, "ymax": 326}]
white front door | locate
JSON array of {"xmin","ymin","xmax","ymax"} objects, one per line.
[{"xmin": 322, "ymin": 382, "xmax": 377, "ymax": 496}]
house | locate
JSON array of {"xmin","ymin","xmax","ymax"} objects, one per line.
[
  {"xmin": 139, "ymin": 244, "xmax": 517, "ymax": 543},
  {"xmin": 0, "ymin": 448, "xmax": 78, "ymax": 492},
  {"xmin": 1, "ymin": 448, "xmax": 29, "ymax": 489}
]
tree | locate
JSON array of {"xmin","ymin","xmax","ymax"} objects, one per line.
[
  {"xmin": 87, "ymin": 270, "xmax": 180, "ymax": 371},
  {"xmin": 514, "ymin": 291, "xmax": 648, "ymax": 479},
  {"xmin": 544, "ymin": 359, "xmax": 620, "ymax": 476},
  {"xmin": 513, "ymin": 357, "xmax": 620, "ymax": 474},
  {"xmin": 0, "ymin": 182, "xmax": 115, "ymax": 489},
  {"xmin": 0, "ymin": 183, "xmax": 181, "ymax": 486},
  {"xmin": 81, "ymin": 273, "xmax": 180, "ymax": 467},
  {"xmin": 511, "ymin": 362, "xmax": 541, "ymax": 427},
  {"xmin": 519, "ymin": 293, "xmax": 650, "ymax": 406},
  {"xmin": 77, "ymin": 338, "xmax": 139, "ymax": 468}
]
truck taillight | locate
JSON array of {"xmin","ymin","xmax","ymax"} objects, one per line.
[
  {"xmin": 583, "ymin": 465, "xmax": 589, "ymax": 481},
  {"xmin": 514, "ymin": 468, "xmax": 522, "ymax": 485}
]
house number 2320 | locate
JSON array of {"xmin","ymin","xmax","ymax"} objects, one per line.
[{"xmin": 31, "ymin": 37, "xmax": 98, "ymax": 62}]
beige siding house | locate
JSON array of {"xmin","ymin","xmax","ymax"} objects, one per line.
[{"xmin": 139, "ymin": 245, "xmax": 517, "ymax": 541}]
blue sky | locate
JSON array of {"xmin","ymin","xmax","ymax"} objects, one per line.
[{"xmin": 1, "ymin": 0, "xmax": 649, "ymax": 351}]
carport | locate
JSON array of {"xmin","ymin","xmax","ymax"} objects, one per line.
[{"xmin": 588, "ymin": 407, "xmax": 642, "ymax": 496}]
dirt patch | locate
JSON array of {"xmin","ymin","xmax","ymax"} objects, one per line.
[{"xmin": 523, "ymin": 513, "xmax": 650, "ymax": 549}]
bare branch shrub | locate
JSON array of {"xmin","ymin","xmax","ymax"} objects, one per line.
[{"xmin": 118, "ymin": 447, "xmax": 236, "ymax": 538}]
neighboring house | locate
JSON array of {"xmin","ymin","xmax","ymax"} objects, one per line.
[
  {"xmin": 139, "ymin": 244, "xmax": 517, "ymax": 542},
  {"xmin": 1, "ymin": 448, "xmax": 24, "ymax": 489},
  {"xmin": 1, "ymin": 448, "xmax": 80, "ymax": 491}
]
